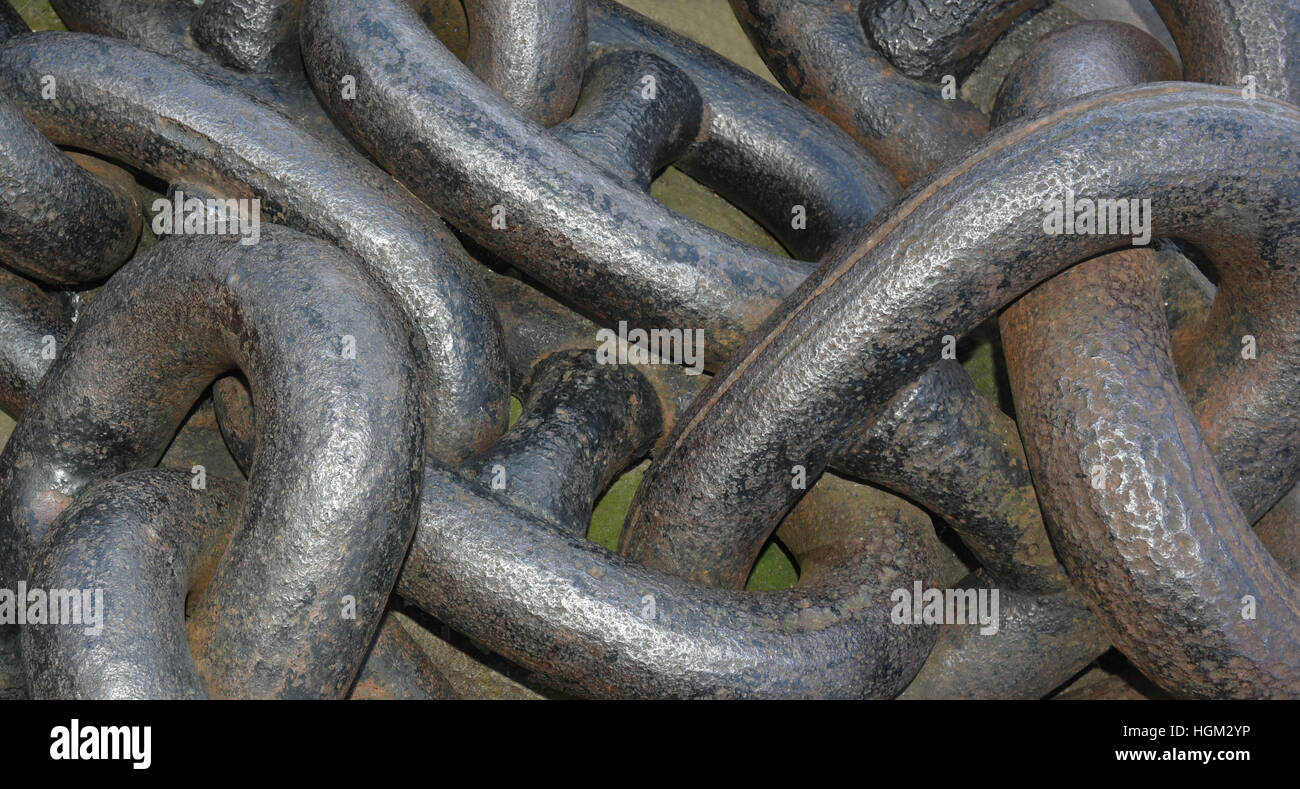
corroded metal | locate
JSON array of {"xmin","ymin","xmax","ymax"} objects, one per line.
[
  {"xmin": 1152, "ymin": 0, "xmax": 1300, "ymax": 101},
  {"xmin": 465, "ymin": 350, "xmax": 662, "ymax": 534},
  {"xmin": 399, "ymin": 462, "xmax": 940, "ymax": 698},
  {"xmin": 862, "ymin": 0, "xmax": 1041, "ymax": 82},
  {"xmin": 0, "ymin": 92, "xmax": 141, "ymax": 285},
  {"xmin": 992, "ymin": 20, "xmax": 1180, "ymax": 126},
  {"xmin": 48, "ymin": 0, "xmax": 341, "ymax": 142},
  {"xmin": 900, "ymin": 19, "xmax": 1181, "ymax": 700},
  {"xmin": 622, "ymin": 85, "xmax": 1300, "ymax": 608},
  {"xmin": 729, "ymin": 0, "xmax": 988, "ymax": 184},
  {"xmin": 1003, "ymin": 252, "xmax": 1300, "ymax": 697},
  {"xmin": 3, "ymin": 0, "xmax": 1297, "ymax": 702},
  {"xmin": 24, "ymin": 469, "xmax": 452, "ymax": 699},
  {"xmin": 0, "ymin": 31, "xmax": 510, "ymax": 464},
  {"xmin": 301, "ymin": 0, "xmax": 901, "ymax": 365},
  {"xmin": 0, "ymin": 227, "xmax": 424, "ymax": 698}
]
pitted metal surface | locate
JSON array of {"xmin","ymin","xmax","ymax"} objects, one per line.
[
  {"xmin": 0, "ymin": 30, "xmax": 510, "ymax": 465},
  {"xmin": 24, "ymin": 468, "xmax": 453, "ymax": 699},
  {"xmin": 0, "ymin": 227, "xmax": 424, "ymax": 698},
  {"xmin": 0, "ymin": 92, "xmax": 140, "ymax": 285},
  {"xmin": 0, "ymin": 0, "xmax": 1296, "ymax": 701},
  {"xmin": 621, "ymin": 88, "xmax": 1300, "ymax": 705},
  {"xmin": 862, "ymin": 0, "xmax": 1042, "ymax": 81}
]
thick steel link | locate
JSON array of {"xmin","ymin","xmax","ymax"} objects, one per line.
[
  {"xmin": 729, "ymin": 0, "xmax": 988, "ymax": 185},
  {"xmin": 992, "ymin": 19, "xmax": 1181, "ymax": 126},
  {"xmin": 862, "ymin": 0, "xmax": 1041, "ymax": 82},
  {"xmin": 301, "ymin": 0, "xmax": 901, "ymax": 365},
  {"xmin": 23, "ymin": 469, "xmax": 244, "ymax": 699},
  {"xmin": 465, "ymin": 0, "xmax": 587, "ymax": 127},
  {"xmin": 399, "ymin": 461, "xmax": 941, "ymax": 698},
  {"xmin": 480, "ymin": 266, "xmax": 1076, "ymax": 614},
  {"xmin": 905, "ymin": 18, "xmax": 1181, "ymax": 699},
  {"xmin": 621, "ymin": 87, "xmax": 1300, "ymax": 619},
  {"xmin": 0, "ymin": 227, "xmax": 424, "ymax": 698},
  {"xmin": 1004, "ymin": 252, "xmax": 1300, "ymax": 696},
  {"xmin": 0, "ymin": 31, "xmax": 510, "ymax": 464},
  {"xmin": 552, "ymin": 50, "xmax": 703, "ymax": 192},
  {"xmin": 0, "ymin": 92, "xmax": 141, "ymax": 285},
  {"xmin": 47, "ymin": 0, "xmax": 342, "ymax": 142},
  {"xmin": 473, "ymin": 242, "xmax": 1101, "ymax": 698},
  {"xmin": 991, "ymin": 15, "xmax": 1300, "ymax": 697},
  {"xmin": 582, "ymin": 0, "xmax": 899, "ymax": 262},
  {"xmin": 23, "ymin": 469, "xmax": 452, "ymax": 699},
  {"xmin": 470, "ymin": 267, "xmax": 1077, "ymax": 697},
  {"xmin": 1152, "ymin": 0, "xmax": 1300, "ymax": 102}
]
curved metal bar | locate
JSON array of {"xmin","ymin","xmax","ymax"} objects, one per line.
[
  {"xmin": 0, "ymin": 32, "xmax": 510, "ymax": 463},
  {"xmin": 465, "ymin": 350, "xmax": 662, "ymax": 534},
  {"xmin": 993, "ymin": 20, "xmax": 1180, "ymax": 126},
  {"xmin": 1002, "ymin": 250, "xmax": 1300, "ymax": 696},
  {"xmin": 192, "ymin": 0, "xmax": 303, "ymax": 74},
  {"xmin": 1152, "ymin": 0, "xmax": 1300, "ymax": 102},
  {"xmin": 898, "ymin": 575, "xmax": 1110, "ymax": 699},
  {"xmin": 302, "ymin": 0, "xmax": 812, "ymax": 368},
  {"xmin": 622, "ymin": 87, "xmax": 1300, "ymax": 602},
  {"xmin": 861, "ymin": 0, "xmax": 1041, "ymax": 82},
  {"xmin": 728, "ymin": 0, "xmax": 988, "ymax": 185},
  {"xmin": 905, "ymin": 22, "xmax": 1297, "ymax": 699},
  {"xmin": 554, "ymin": 50, "xmax": 703, "ymax": 192},
  {"xmin": 22, "ymin": 467, "xmax": 457, "ymax": 696},
  {"xmin": 23, "ymin": 469, "xmax": 243, "ymax": 699},
  {"xmin": 48, "ymin": 0, "xmax": 339, "ymax": 141},
  {"xmin": 464, "ymin": 0, "xmax": 586, "ymax": 126},
  {"xmin": 0, "ymin": 268, "xmax": 69, "ymax": 417},
  {"xmin": 398, "ymin": 464, "xmax": 940, "ymax": 698},
  {"xmin": 0, "ymin": 227, "xmax": 425, "ymax": 698},
  {"xmin": 303, "ymin": 0, "xmax": 904, "ymax": 363},
  {"xmin": 480, "ymin": 267, "xmax": 1080, "ymax": 608},
  {"xmin": 0, "ymin": 93, "xmax": 141, "ymax": 285},
  {"xmin": 891, "ymin": 20, "xmax": 1184, "ymax": 699},
  {"xmin": 24, "ymin": 470, "xmax": 453, "ymax": 699},
  {"xmin": 584, "ymin": 0, "xmax": 901, "ymax": 261},
  {"xmin": 894, "ymin": 246, "xmax": 1228, "ymax": 698}
]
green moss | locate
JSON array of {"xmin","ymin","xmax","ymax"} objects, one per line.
[
  {"xmin": 962, "ymin": 338, "xmax": 999, "ymax": 403},
  {"xmin": 744, "ymin": 540, "xmax": 798, "ymax": 590},
  {"xmin": 587, "ymin": 461, "xmax": 646, "ymax": 552},
  {"xmin": 14, "ymin": 0, "xmax": 66, "ymax": 31}
]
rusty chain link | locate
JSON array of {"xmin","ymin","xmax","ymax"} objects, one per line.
[{"xmin": 0, "ymin": 0, "xmax": 1295, "ymax": 700}]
